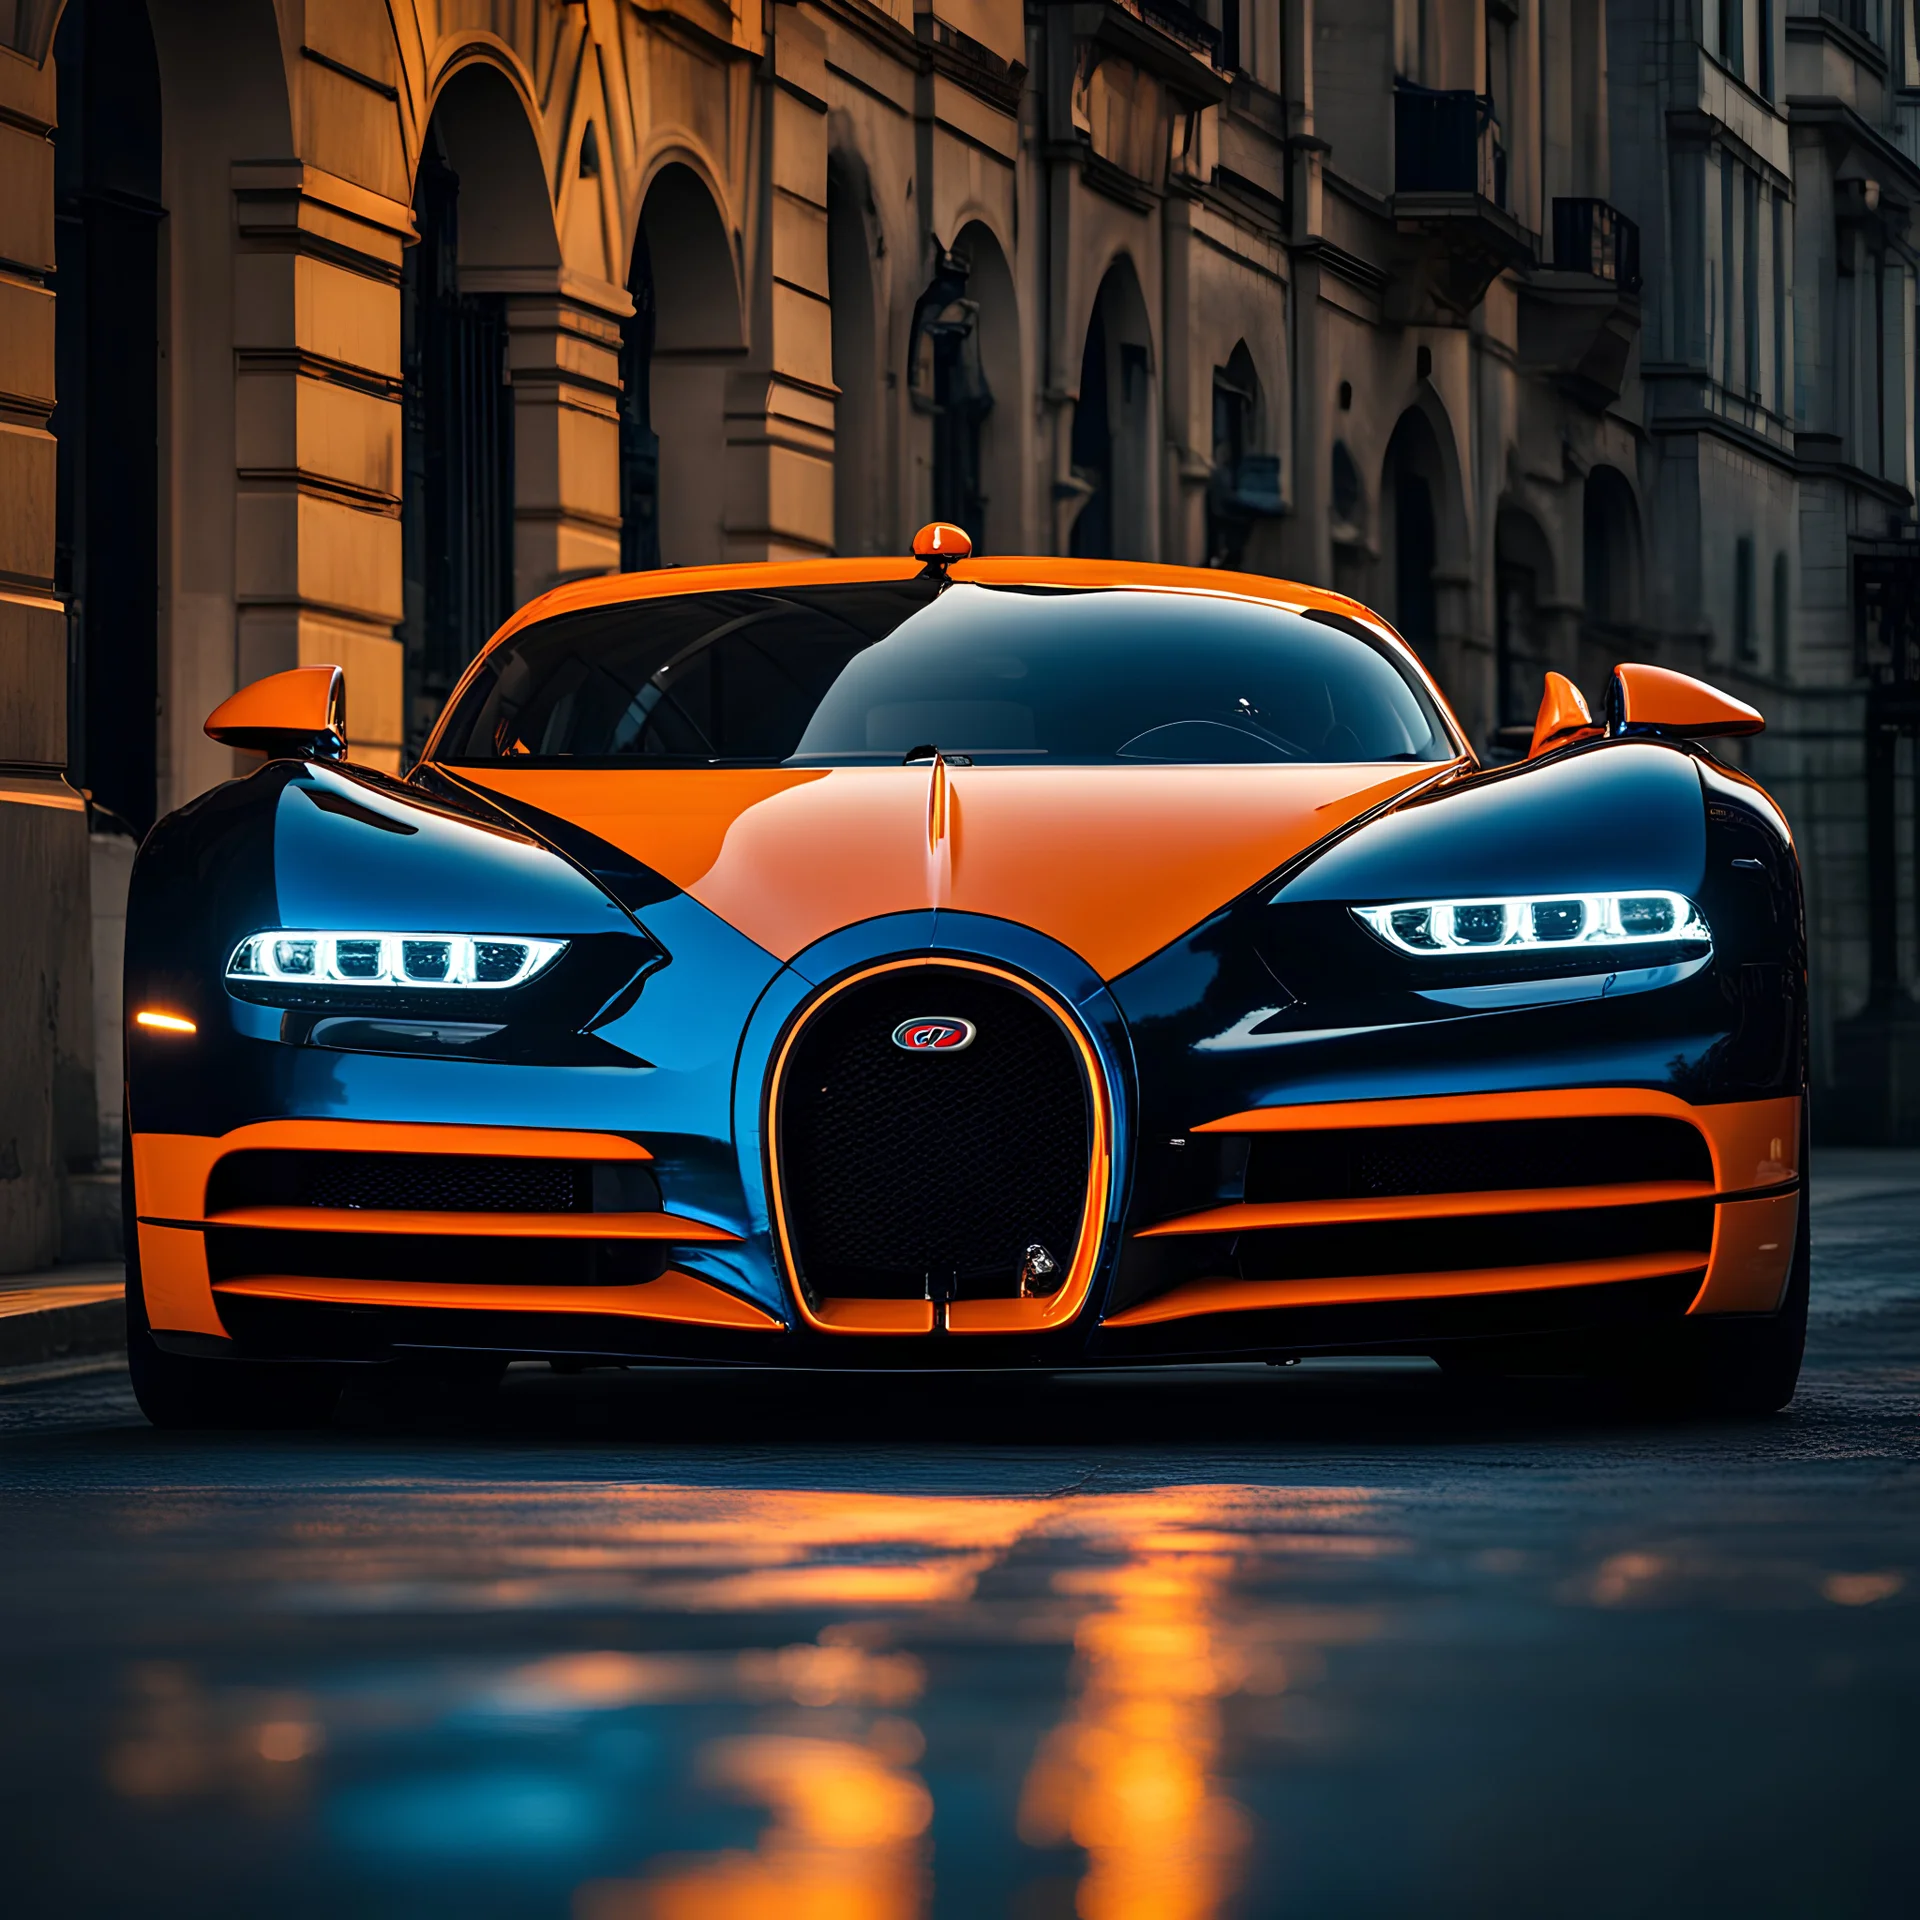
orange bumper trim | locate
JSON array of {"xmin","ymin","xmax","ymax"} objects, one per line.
[
  {"xmin": 1191, "ymin": 1090, "xmax": 1800, "ymax": 1197},
  {"xmin": 1102, "ymin": 1252, "xmax": 1707, "ymax": 1328},
  {"xmin": 151, "ymin": 1205, "xmax": 737, "ymax": 1242},
  {"xmin": 1137, "ymin": 1180, "xmax": 1715, "ymax": 1237},
  {"xmin": 211, "ymin": 1269, "xmax": 782, "ymax": 1331}
]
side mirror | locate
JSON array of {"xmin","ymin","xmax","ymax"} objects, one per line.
[
  {"xmin": 1528, "ymin": 671, "xmax": 1603, "ymax": 758},
  {"xmin": 1608, "ymin": 663, "xmax": 1763, "ymax": 739},
  {"xmin": 205, "ymin": 665, "xmax": 347, "ymax": 761}
]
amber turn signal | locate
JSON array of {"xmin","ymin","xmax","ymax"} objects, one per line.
[
  {"xmin": 912, "ymin": 521, "xmax": 972, "ymax": 563},
  {"xmin": 135, "ymin": 1010, "xmax": 197, "ymax": 1034}
]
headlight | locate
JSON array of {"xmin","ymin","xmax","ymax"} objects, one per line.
[
  {"xmin": 226, "ymin": 930, "xmax": 568, "ymax": 990},
  {"xmin": 1353, "ymin": 890, "xmax": 1709, "ymax": 956}
]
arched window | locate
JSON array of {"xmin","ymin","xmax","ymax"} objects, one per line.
[
  {"xmin": 828, "ymin": 156, "xmax": 878, "ymax": 556},
  {"xmin": 1207, "ymin": 343, "xmax": 1280, "ymax": 569},
  {"xmin": 1582, "ymin": 466, "xmax": 1641, "ymax": 627},
  {"xmin": 401, "ymin": 65, "xmax": 557, "ymax": 753},
  {"xmin": 1495, "ymin": 505, "xmax": 1555, "ymax": 732},
  {"xmin": 623, "ymin": 166, "xmax": 744, "ymax": 569},
  {"xmin": 1069, "ymin": 262, "xmax": 1156, "ymax": 559}
]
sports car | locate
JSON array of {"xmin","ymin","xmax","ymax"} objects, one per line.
[{"xmin": 122, "ymin": 525, "xmax": 1807, "ymax": 1425}]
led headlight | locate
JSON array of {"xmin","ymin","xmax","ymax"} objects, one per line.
[
  {"xmin": 226, "ymin": 931, "xmax": 568, "ymax": 990},
  {"xmin": 1353, "ymin": 890, "xmax": 1709, "ymax": 956}
]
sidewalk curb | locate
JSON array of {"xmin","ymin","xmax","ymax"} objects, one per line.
[{"xmin": 0, "ymin": 1278, "xmax": 126, "ymax": 1371}]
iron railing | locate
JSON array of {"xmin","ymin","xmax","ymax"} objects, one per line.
[
  {"xmin": 1552, "ymin": 198, "xmax": 1642, "ymax": 293},
  {"xmin": 1394, "ymin": 84, "xmax": 1505, "ymax": 205},
  {"xmin": 1123, "ymin": 0, "xmax": 1220, "ymax": 64}
]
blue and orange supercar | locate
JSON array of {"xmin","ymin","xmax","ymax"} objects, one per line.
[{"xmin": 123, "ymin": 531, "xmax": 1807, "ymax": 1423}]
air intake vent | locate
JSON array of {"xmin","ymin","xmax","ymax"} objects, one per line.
[
  {"xmin": 206, "ymin": 1150, "xmax": 659, "ymax": 1216},
  {"xmin": 1244, "ymin": 1116, "xmax": 1711, "ymax": 1203}
]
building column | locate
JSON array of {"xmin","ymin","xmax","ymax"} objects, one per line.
[
  {"xmin": 0, "ymin": 46, "xmax": 93, "ymax": 1271},
  {"xmin": 459, "ymin": 268, "xmax": 628, "ymax": 603},
  {"xmin": 231, "ymin": 165, "xmax": 411, "ymax": 772},
  {"xmin": 725, "ymin": 6, "xmax": 835, "ymax": 561}
]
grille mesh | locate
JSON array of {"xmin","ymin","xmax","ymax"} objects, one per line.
[
  {"xmin": 208, "ymin": 1150, "xmax": 582, "ymax": 1215},
  {"xmin": 778, "ymin": 968, "xmax": 1091, "ymax": 1300},
  {"xmin": 1244, "ymin": 1116, "xmax": 1712, "ymax": 1204}
]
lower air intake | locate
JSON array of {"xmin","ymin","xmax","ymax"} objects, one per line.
[{"xmin": 776, "ymin": 966, "xmax": 1092, "ymax": 1303}]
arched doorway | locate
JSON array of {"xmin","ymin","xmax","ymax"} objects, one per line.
[
  {"xmin": 1495, "ymin": 504, "xmax": 1556, "ymax": 732},
  {"xmin": 905, "ymin": 223, "xmax": 1020, "ymax": 552},
  {"xmin": 1069, "ymin": 261, "xmax": 1155, "ymax": 560},
  {"xmin": 1582, "ymin": 465, "xmax": 1641, "ymax": 628},
  {"xmin": 401, "ymin": 64, "xmax": 557, "ymax": 753},
  {"xmin": 1207, "ymin": 341, "xmax": 1282, "ymax": 570},
  {"xmin": 622, "ymin": 164, "xmax": 742, "ymax": 568},
  {"xmin": 52, "ymin": 0, "xmax": 163, "ymax": 836},
  {"xmin": 828, "ymin": 152, "xmax": 879, "ymax": 556},
  {"xmin": 1380, "ymin": 410, "xmax": 1444, "ymax": 658}
]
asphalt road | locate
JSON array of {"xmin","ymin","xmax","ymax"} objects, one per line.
[{"xmin": 3, "ymin": 1158, "xmax": 1917, "ymax": 1919}]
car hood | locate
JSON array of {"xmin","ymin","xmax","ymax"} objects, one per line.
[{"xmin": 454, "ymin": 761, "xmax": 1446, "ymax": 978}]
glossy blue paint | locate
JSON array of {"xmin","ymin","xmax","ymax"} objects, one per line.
[{"xmin": 1273, "ymin": 740, "xmax": 1709, "ymax": 906}]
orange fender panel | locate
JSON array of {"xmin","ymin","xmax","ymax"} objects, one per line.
[
  {"xmin": 137, "ymin": 1222, "xmax": 227, "ymax": 1338},
  {"xmin": 1691, "ymin": 1190, "xmax": 1800, "ymax": 1314}
]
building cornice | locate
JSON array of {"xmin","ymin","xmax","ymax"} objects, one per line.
[{"xmin": 1784, "ymin": 96, "xmax": 1920, "ymax": 204}]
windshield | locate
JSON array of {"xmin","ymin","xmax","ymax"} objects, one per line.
[{"xmin": 434, "ymin": 581, "xmax": 1454, "ymax": 767}]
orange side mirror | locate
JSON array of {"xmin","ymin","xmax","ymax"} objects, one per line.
[
  {"xmin": 1609, "ymin": 662, "xmax": 1763, "ymax": 739},
  {"xmin": 205, "ymin": 665, "xmax": 347, "ymax": 760},
  {"xmin": 1528, "ymin": 671, "xmax": 1603, "ymax": 758}
]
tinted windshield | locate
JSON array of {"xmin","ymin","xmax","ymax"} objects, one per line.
[{"xmin": 435, "ymin": 581, "xmax": 1453, "ymax": 767}]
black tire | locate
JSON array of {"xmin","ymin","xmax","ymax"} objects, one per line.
[
  {"xmin": 124, "ymin": 1170, "xmax": 343, "ymax": 1431},
  {"xmin": 1682, "ymin": 1147, "xmax": 1810, "ymax": 1415}
]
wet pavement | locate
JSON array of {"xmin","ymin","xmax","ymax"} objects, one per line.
[{"xmin": 3, "ymin": 1156, "xmax": 1917, "ymax": 1919}]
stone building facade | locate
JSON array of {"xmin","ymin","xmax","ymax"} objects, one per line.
[{"xmin": 4, "ymin": 0, "xmax": 1920, "ymax": 1269}]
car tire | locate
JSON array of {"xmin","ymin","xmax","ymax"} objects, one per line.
[
  {"xmin": 1680, "ymin": 1155, "xmax": 1810, "ymax": 1415},
  {"xmin": 124, "ymin": 1169, "xmax": 344, "ymax": 1431},
  {"xmin": 1618, "ymin": 1110, "xmax": 1811, "ymax": 1417}
]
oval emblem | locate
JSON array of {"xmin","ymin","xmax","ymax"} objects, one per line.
[{"xmin": 891, "ymin": 1017, "xmax": 976, "ymax": 1053}]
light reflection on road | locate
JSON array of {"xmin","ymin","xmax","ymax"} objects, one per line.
[{"xmin": 101, "ymin": 1482, "xmax": 1400, "ymax": 1917}]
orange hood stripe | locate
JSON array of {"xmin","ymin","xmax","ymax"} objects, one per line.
[{"xmin": 459, "ymin": 760, "xmax": 1445, "ymax": 980}]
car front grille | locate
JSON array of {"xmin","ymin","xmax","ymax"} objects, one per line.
[{"xmin": 774, "ymin": 966, "xmax": 1093, "ymax": 1303}]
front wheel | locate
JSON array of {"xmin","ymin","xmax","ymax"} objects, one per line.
[{"xmin": 1678, "ymin": 1179, "xmax": 1809, "ymax": 1414}]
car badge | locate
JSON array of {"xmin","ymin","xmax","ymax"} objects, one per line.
[{"xmin": 892, "ymin": 1017, "xmax": 976, "ymax": 1053}]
